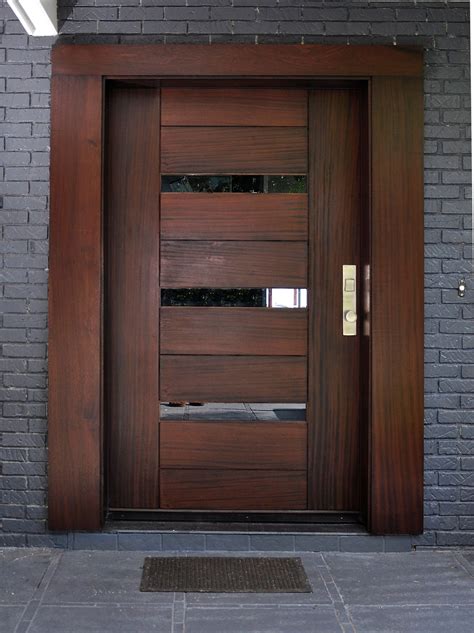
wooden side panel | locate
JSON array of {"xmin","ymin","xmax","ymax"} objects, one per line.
[
  {"xmin": 161, "ymin": 307, "xmax": 307, "ymax": 356},
  {"xmin": 161, "ymin": 194, "xmax": 308, "ymax": 241},
  {"xmin": 106, "ymin": 87, "xmax": 161, "ymax": 508},
  {"xmin": 48, "ymin": 75, "xmax": 103, "ymax": 531},
  {"xmin": 161, "ymin": 241, "xmax": 307, "ymax": 288},
  {"xmin": 160, "ymin": 470, "xmax": 307, "ymax": 510},
  {"xmin": 308, "ymin": 90, "xmax": 362, "ymax": 511},
  {"xmin": 160, "ymin": 422, "xmax": 307, "ymax": 470},
  {"xmin": 160, "ymin": 356, "xmax": 307, "ymax": 402},
  {"xmin": 370, "ymin": 77, "xmax": 424, "ymax": 534},
  {"xmin": 161, "ymin": 88, "xmax": 308, "ymax": 126},
  {"xmin": 161, "ymin": 127, "xmax": 307, "ymax": 174},
  {"xmin": 52, "ymin": 44, "xmax": 424, "ymax": 78}
]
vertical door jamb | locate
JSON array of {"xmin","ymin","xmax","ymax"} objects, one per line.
[{"xmin": 49, "ymin": 74, "xmax": 104, "ymax": 531}]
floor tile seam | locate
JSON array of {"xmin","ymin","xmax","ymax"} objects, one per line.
[
  {"xmin": 12, "ymin": 603, "xmax": 34, "ymax": 633},
  {"xmin": 453, "ymin": 551, "xmax": 474, "ymax": 578},
  {"xmin": 39, "ymin": 601, "xmax": 176, "ymax": 607},
  {"xmin": 15, "ymin": 554, "xmax": 62, "ymax": 633},
  {"xmin": 183, "ymin": 603, "xmax": 333, "ymax": 609},
  {"xmin": 38, "ymin": 602, "xmax": 173, "ymax": 611},
  {"xmin": 333, "ymin": 603, "xmax": 357, "ymax": 633},
  {"xmin": 319, "ymin": 553, "xmax": 347, "ymax": 605},
  {"xmin": 345, "ymin": 602, "xmax": 474, "ymax": 609},
  {"xmin": 343, "ymin": 603, "xmax": 360, "ymax": 632}
]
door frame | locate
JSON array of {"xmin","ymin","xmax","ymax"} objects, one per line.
[{"xmin": 48, "ymin": 44, "xmax": 424, "ymax": 534}]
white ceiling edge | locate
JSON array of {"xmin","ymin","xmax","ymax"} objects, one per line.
[{"xmin": 7, "ymin": 0, "xmax": 58, "ymax": 37}]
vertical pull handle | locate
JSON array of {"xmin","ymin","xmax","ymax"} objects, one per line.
[{"xmin": 343, "ymin": 264, "xmax": 357, "ymax": 336}]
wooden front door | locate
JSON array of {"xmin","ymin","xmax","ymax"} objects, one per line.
[
  {"xmin": 49, "ymin": 45, "xmax": 424, "ymax": 533},
  {"xmin": 105, "ymin": 84, "xmax": 363, "ymax": 514}
]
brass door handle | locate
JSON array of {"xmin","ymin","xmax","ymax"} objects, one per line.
[{"xmin": 343, "ymin": 265, "xmax": 357, "ymax": 336}]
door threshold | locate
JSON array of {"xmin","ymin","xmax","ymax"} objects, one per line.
[{"xmin": 106, "ymin": 510, "xmax": 364, "ymax": 534}]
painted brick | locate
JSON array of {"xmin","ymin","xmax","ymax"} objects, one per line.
[{"xmin": 0, "ymin": 0, "xmax": 471, "ymax": 550}]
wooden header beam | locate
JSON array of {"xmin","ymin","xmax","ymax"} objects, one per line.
[{"xmin": 52, "ymin": 44, "xmax": 423, "ymax": 78}]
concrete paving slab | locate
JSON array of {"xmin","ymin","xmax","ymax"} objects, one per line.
[
  {"xmin": 2, "ymin": 549, "xmax": 474, "ymax": 633},
  {"xmin": 0, "ymin": 606, "xmax": 24, "ymax": 632},
  {"xmin": 42, "ymin": 551, "xmax": 175, "ymax": 605},
  {"xmin": 349, "ymin": 605, "xmax": 474, "ymax": 633},
  {"xmin": 0, "ymin": 549, "xmax": 52, "ymax": 604},
  {"xmin": 28, "ymin": 605, "xmax": 173, "ymax": 633},
  {"xmin": 323, "ymin": 551, "xmax": 474, "ymax": 606},
  {"xmin": 184, "ymin": 606, "xmax": 343, "ymax": 633}
]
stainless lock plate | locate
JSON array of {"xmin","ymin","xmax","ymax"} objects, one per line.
[{"xmin": 343, "ymin": 264, "xmax": 357, "ymax": 336}]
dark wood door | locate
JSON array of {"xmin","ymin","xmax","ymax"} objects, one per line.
[{"xmin": 106, "ymin": 85, "xmax": 363, "ymax": 513}]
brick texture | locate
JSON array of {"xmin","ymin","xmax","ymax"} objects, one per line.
[{"xmin": 0, "ymin": 0, "xmax": 471, "ymax": 547}]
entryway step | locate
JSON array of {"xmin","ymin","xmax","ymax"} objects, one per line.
[{"xmin": 56, "ymin": 525, "xmax": 413, "ymax": 553}]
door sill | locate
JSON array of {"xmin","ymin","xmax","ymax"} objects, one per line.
[{"xmin": 106, "ymin": 510, "xmax": 364, "ymax": 533}]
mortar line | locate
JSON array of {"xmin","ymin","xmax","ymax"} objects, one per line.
[{"xmin": 14, "ymin": 550, "xmax": 62, "ymax": 633}]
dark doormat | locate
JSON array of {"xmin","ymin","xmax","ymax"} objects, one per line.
[{"xmin": 140, "ymin": 556, "xmax": 312, "ymax": 593}]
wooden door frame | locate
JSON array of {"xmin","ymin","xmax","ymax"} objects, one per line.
[{"xmin": 49, "ymin": 44, "xmax": 424, "ymax": 534}]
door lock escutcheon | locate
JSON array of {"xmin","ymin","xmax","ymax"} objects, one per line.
[{"xmin": 343, "ymin": 265, "xmax": 357, "ymax": 336}]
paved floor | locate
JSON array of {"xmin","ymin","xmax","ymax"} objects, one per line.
[{"xmin": 1, "ymin": 549, "xmax": 474, "ymax": 633}]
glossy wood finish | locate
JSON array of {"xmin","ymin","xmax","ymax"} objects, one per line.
[
  {"xmin": 161, "ymin": 127, "xmax": 307, "ymax": 174},
  {"xmin": 106, "ymin": 87, "xmax": 161, "ymax": 509},
  {"xmin": 48, "ymin": 75, "xmax": 103, "ymax": 531},
  {"xmin": 307, "ymin": 89, "xmax": 362, "ymax": 511},
  {"xmin": 370, "ymin": 77, "xmax": 424, "ymax": 535},
  {"xmin": 160, "ymin": 422, "xmax": 307, "ymax": 470},
  {"xmin": 161, "ymin": 194, "xmax": 308, "ymax": 241},
  {"xmin": 161, "ymin": 307, "xmax": 307, "ymax": 356},
  {"xmin": 160, "ymin": 356, "xmax": 307, "ymax": 403},
  {"xmin": 161, "ymin": 88, "xmax": 307, "ymax": 126},
  {"xmin": 52, "ymin": 44, "xmax": 423, "ymax": 77},
  {"xmin": 161, "ymin": 241, "xmax": 307, "ymax": 288},
  {"xmin": 49, "ymin": 46, "xmax": 425, "ymax": 534},
  {"xmin": 160, "ymin": 469, "xmax": 307, "ymax": 510}
]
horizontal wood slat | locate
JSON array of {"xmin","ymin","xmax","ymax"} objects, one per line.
[
  {"xmin": 52, "ymin": 44, "xmax": 424, "ymax": 78},
  {"xmin": 160, "ymin": 241, "xmax": 307, "ymax": 288},
  {"xmin": 161, "ymin": 88, "xmax": 308, "ymax": 126},
  {"xmin": 160, "ymin": 307, "xmax": 307, "ymax": 356},
  {"xmin": 160, "ymin": 469, "xmax": 307, "ymax": 510},
  {"xmin": 160, "ymin": 421, "xmax": 307, "ymax": 470},
  {"xmin": 161, "ymin": 127, "xmax": 307, "ymax": 174},
  {"xmin": 161, "ymin": 194, "xmax": 308, "ymax": 241},
  {"xmin": 160, "ymin": 356, "xmax": 307, "ymax": 402}
]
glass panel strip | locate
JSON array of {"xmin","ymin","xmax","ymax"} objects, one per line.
[{"xmin": 161, "ymin": 175, "xmax": 307, "ymax": 193}]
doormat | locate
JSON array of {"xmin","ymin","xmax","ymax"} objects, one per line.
[{"xmin": 140, "ymin": 556, "xmax": 312, "ymax": 593}]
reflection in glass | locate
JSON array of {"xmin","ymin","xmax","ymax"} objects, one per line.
[
  {"xmin": 161, "ymin": 175, "xmax": 307, "ymax": 194},
  {"xmin": 161, "ymin": 289, "xmax": 266, "ymax": 307},
  {"xmin": 160, "ymin": 402, "xmax": 306, "ymax": 422},
  {"xmin": 266, "ymin": 288, "xmax": 307, "ymax": 308},
  {"xmin": 161, "ymin": 288, "xmax": 307, "ymax": 307}
]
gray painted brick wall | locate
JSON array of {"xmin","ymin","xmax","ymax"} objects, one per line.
[{"xmin": 0, "ymin": 0, "xmax": 471, "ymax": 548}]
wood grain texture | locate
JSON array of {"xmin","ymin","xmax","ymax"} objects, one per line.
[
  {"xmin": 161, "ymin": 127, "xmax": 307, "ymax": 175},
  {"xmin": 160, "ymin": 307, "xmax": 307, "ymax": 356},
  {"xmin": 52, "ymin": 44, "xmax": 424, "ymax": 78},
  {"xmin": 161, "ymin": 88, "xmax": 308, "ymax": 126},
  {"xmin": 308, "ymin": 89, "xmax": 362, "ymax": 512},
  {"xmin": 160, "ymin": 356, "xmax": 307, "ymax": 402},
  {"xmin": 48, "ymin": 75, "xmax": 103, "ymax": 531},
  {"xmin": 370, "ymin": 77, "xmax": 424, "ymax": 535},
  {"xmin": 161, "ymin": 241, "xmax": 307, "ymax": 288},
  {"xmin": 160, "ymin": 422, "xmax": 307, "ymax": 470},
  {"xmin": 106, "ymin": 87, "xmax": 161, "ymax": 509},
  {"xmin": 160, "ymin": 469, "xmax": 307, "ymax": 510},
  {"xmin": 161, "ymin": 193, "xmax": 308, "ymax": 241}
]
